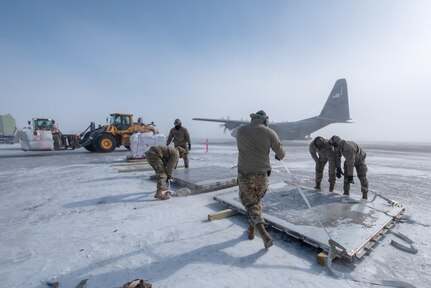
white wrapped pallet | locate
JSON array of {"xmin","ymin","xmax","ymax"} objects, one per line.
[
  {"xmin": 128, "ymin": 132, "xmax": 155, "ymax": 159},
  {"xmin": 139, "ymin": 132, "xmax": 154, "ymax": 155},
  {"xmin": 155, "ymin": 133, "xmax": 166, "ymax": 146},
  {"xmin": 128, "ymin": 132, "xmax": 162, "ymax": 160},
  {"xmin": 129, "ymin": 133, "xmax": 140, "ymax": 158},
  {"xmin": 19, "ymin": 128, "xmax": 54, "ymax": 151}
]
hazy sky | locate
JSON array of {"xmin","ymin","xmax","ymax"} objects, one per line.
[{"xmin": 1, "ymin": 0, "xmax": 430, "ymax": 142}]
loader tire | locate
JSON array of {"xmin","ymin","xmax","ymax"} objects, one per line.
[
  {"xmin": 95, "ymin": 134, "xmax": 117, "ymax": 153},
  {"xmin": 84, "ymin": 145, "xmax": 97, "ymax": 152}
]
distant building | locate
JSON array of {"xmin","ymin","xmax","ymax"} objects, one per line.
[{"xmin": 0, "ymin": 113, "xmax": 17, "ymax": 136}]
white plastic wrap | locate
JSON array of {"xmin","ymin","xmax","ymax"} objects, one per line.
[
  {"xmin": 128, "ymin": 132, "xmax": 168, "ymax": 159},
  {"xmin": 155, "ymin": 134, "xmax": 166, "ymax": 146},
  {"xmin": 139, "ymin": 132, "xmax": 154, "ymax": 155},
  {"xmin": 129, "ymin": 133, "xmax": 140, "ymax": 158},
  {"xmin": 19, "ymin": 128, "xmax": 54, "ymax": 151}
]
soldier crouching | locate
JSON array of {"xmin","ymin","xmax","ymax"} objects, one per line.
[{"xmin": 145, "ymin": 145, "xmax": 186, "ymax": 200}]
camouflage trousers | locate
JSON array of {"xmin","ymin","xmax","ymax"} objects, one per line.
[
  {"xmin": 175, "ymin": 144, "xmax": 189, "ymax": 168},
  {"xmin": 238, "ymin": 170, "xmax": 269, "ymax": 225},
  {"xmin": 315, "ymin": 160, "xmax": 336, "ymax": 184},
  {"xmin": 145, "ymin": 152, "xmax": 168, "ymax": 193},
  {"xmin": 343, "ymin": 160, "xmax": 368, "ymax": 194}
]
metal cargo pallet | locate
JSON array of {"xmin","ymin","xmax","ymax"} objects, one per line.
[
  {"xmin": 152, "ymin": 166, "xmax": 238, "ymax": 194},
  {"xmin": 214, "ymin": 185, "xmax": 405, "ymax": 260}
]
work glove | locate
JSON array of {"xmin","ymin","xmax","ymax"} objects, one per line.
[
  {"xmin": 188, "ymin": 144, "xmax": 191, "ymax": 151},
  {"xmin": 336, "ymin": 167, "xmax": 344, "ymax": 178},
  {"xmin": 275, "ymin": 155, "xmax": 281, "ymax": 161},
  {"xmin": 347, "ymin": 175, "xmax": 354, "ymax": 184}
]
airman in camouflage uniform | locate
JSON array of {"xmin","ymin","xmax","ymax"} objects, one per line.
[
  {"xmin": 309, "ymin": 136, "xmax": 336, "ymax": 191},
  {"xmin": 236, "ymin": 110, "xmax": 285, "ymax": 249},
  {"xmin": 166, "ymin": 119, "xmax": 191, "ymax": 168},
  {"xmin": 328, "ymin": 135, "xmax": 369, "ymax": 199},
  {"xmin": 144, "ymin": 145, "xmax": 186, "ymax": 200}
]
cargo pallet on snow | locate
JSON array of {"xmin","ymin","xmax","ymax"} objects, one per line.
[
  {"xmin": 151, "ymin": 166, "xmax": 238, "ymax": 194},
  {"xmin": 213, "ymin": 185, "xmax": 405, "ymax": 261}
]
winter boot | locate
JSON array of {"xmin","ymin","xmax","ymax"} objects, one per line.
[
  {"xmin": 343, "ymin": 187, "xmax": 350, "ymax": 196},
  {"xmin": 247, "ymin": 224, "xmax": 255, "ymax": 240},
  {"xmin": 314, "ymin": 181, "xmax": 321, "ymax": 191},
  {"xmin": 329, "ymin": 182, "xmax": 335, "ymax": 192},
  {"xmin": 154, "ymin": 190, "xmax": 170, "ymax": 200},
  {"xmin": 256, "ymin": 223, "xmax": 273, "ymax": 249},
  {"xmin": 362, "ymin": 192, "xmax": 368, "ymax": 200},
  {"xmin": 122, "ymin": 279, "xmax": 152, "ymax": 288}
]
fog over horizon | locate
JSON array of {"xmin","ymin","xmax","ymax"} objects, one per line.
[{"xmin": 1, "ymin": 1, "xmax": 430, "ymax": 143}]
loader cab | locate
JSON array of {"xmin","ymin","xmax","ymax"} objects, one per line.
[
  {"xmin": 109, "ymin": 114, "xmax": 132, "ymax": 131},
  {"xmin": 33, "ymin": 118, "xmax": 56, "ymax": 130}
]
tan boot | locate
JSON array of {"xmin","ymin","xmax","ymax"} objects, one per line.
[
  {"xmin": 314, "ymin": 181, "xmax": 321, "ymax": 191},
  {"xmin": 247, "ymin": 224, "xmax": 255, "ymax": 240},
  {"xmin": 256, "ymin": 223, "xmax": 273, "ymax": 249},
  {"xmin": 154, "ymin": 190, "xmax": 170, "ymax": 200},
  {"xmin": 329, "ymin": 182, "xmax": 335, "ymax": 192}
]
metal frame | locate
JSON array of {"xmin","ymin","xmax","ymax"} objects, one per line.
[
  {"xmin": 214, "ymin": 185, "xmax": 405, "ymax": 260},
  {"xmin": 151, "ymin": 166, "xmax": 238, "ymax": 194}
]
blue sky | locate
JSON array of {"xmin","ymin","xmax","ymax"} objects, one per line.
[{"xmin": 1, "ymin": 0, "xmax": 430, "ymax": 142}]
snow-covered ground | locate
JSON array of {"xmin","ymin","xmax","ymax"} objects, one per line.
[{"xmin": 0, "ymin": 141, "xmax": 430, "ymax": 288}]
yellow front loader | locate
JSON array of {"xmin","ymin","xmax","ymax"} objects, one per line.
[{"xmin": 79, "ymin": 113, "xmax": 157, "ymax": 153}]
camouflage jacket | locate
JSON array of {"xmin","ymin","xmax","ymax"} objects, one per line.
[
  {"xmin": 236, "ymin": 118, "xmax": 285, "ymax": 173},
  {"xmin": 145, "ymin": 146, "xmax": 179, "ymax": 177},
  {"xmin": 334, "ymin": 140, "xmax": 367, "ymax": 176},
  {"xmin": 309, "ymin": 139, "xmax": 335, "ymax": 163},
  {"xmin": 166, "ymin": 126, "xmax": 191, "ymax": 147}
]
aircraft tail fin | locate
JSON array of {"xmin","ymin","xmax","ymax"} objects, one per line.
[{"xmin": 319, "ymin": 79, "xmax": 351, "ymax": 122}]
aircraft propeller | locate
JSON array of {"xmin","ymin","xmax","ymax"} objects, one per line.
[
  {"xmin": 219, "ymin": 116, "xmax": 230, "ymax": 133},
  {"xmin": 219, "ymin": 123, "xmax": 228, "ymax": 133}
]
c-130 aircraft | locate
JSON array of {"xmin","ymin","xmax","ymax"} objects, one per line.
[{"xmin": 193, "ymin": 79, "xmax": 351, "ymax": 140}]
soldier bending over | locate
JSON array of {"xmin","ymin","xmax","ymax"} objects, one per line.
[
  {"xmin": 309, "ymin": 136, "xmax": 336, "ymax": 191},
  {"xmin": 328, "ymin": 135, "xmax": 369, "ymax": 200},
  {"xmin": 145, "ymin": 145, "xmax": 186, "ymax": 200}
]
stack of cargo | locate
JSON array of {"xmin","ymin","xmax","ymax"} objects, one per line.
[
  {"xmin": 129, "ymin": 132, "xmax": 166, "ymax": 159},
  {"xmin": 19, "ymin": 128, "xmax": 54, "ymax": 151}
]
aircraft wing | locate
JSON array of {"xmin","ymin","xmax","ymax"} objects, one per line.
[{"xmin": 192, "ymin": 118, "xmax": 248, "ymax": 130}]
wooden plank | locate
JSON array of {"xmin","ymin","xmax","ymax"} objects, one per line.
[
  {"xmin": 111, "ymin": 162, "xmax": 148, "ymax": 167},
  {"xmin": 118, "ymin": 166, "xmax": 153, "ymax": 173},
  {"xmin": 208, "ymin": 209, "xmax": 239, "ymax": 221},
  {"xmin": 127, "ymin": 158, "xmax": 147, "ymax": 163},
  {"xmin": 118, "ymin": 165, "xmax": 185, "ymax": 173},
  {"xmin": 316, "ymin": 250, "xmax": 336, "ymax": 266}
]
